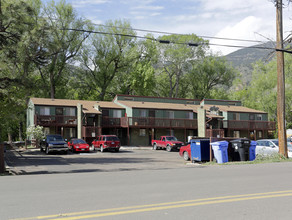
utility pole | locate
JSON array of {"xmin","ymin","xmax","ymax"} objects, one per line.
[{"xmin": 276, "ymin": 0, "xmax": 287, "ymax": 157}]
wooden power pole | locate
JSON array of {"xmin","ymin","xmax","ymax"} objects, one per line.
[{"xmin": 276, "ymin": 0, "xmax": 288, "ymax": 157}]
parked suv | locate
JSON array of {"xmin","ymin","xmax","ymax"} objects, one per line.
[
  {"xmin": 92, "ymin": 135, "xmax": 120, "ymax": 152},
  {"xmin": 40, "ymin": 134, "xmax": 69, "ymax": 154}
]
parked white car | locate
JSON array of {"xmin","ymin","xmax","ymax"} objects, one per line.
[
  {"xmin": 288, "ymin": 142, "xmax": 292, "ymax": 158},
  {"xmin": 256, "ymin": 139, "xmax": 279, "ymax": 156}
]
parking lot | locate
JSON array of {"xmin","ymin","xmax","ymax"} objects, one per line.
[{"xmin": 4, "ymin": 146, "xmax": 194, "ymax": 175}]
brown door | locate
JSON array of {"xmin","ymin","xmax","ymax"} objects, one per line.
[
  {"xmin": 56, "ymin": 107, "xmax": 63, "ymax": 124},
  {"xmin": 149, "ymin": 110, "xmax": 155, "ymax": 126}
]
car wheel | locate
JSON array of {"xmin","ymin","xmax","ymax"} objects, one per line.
[
  {"xmin": 40, "ymin": 146, "xmax": 43, "ymax": 152},
  {"xmin": 153, "ymin": 143, "xmax": 157, "ymax": 150},
  {"xmin": 115, "ymin": 148, "xmax": 119, "ymax": 152},
  {"xmin": 91, "ymin": 145, "xmax": 95, "ymax": 151},
  {"xmin": 183, "ymin": 151, "xmax": 190, "ymax": 161},
  {"xmin": 45, "ymin": 146, "xmax": 49, "ymax": 154},
  {"xmin": 166, "ymin": 145, "xmax": 172, "ymax": 152},
  {"xmin": 100, "ymin": 145, "xmax": 104, "ymax": 153},
  {"xmin": 63, "ymin": 150, "xmax": 68, "ymax": 155}
]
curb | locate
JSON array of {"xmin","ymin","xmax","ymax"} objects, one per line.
[{"xmin": 120, "ymin": 146, "xmax": 153, "ymax": 150}]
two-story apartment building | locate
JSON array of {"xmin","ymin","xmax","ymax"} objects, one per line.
[
  {"xmin": 27, "ymin": 98, "xmax": 125, "ymax": 143},
  {"xmin": 27, "ymin": 95, "xmax": 276, "ymax": 146}
]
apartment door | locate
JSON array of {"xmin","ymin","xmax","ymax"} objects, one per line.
[
  {"xmin": 149, "ymin": 110, "xmax": 155, "ymax": 126},
  {"xmin": 56, "ymin": 107, "xmax": 64, "ymax": 124}
]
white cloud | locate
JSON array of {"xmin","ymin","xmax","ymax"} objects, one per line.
[
  {"xmin": 131, "ymin": 5, "xmax": 164, "ymax": 11},
  {"xmin": 210, "ymin": 16, "xmax": 271, "ymax": 55},
  {"xmin": 71, "ymin": 0, "xmax": 110, "ymax": 8}
]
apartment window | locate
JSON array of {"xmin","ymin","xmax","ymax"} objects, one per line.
[
  {"xmin": 170, "ymin": 129, "xmax": 174, "ymax": 136},
  {"xmin": 139, "ymin": 129, "xmax": 146, "ymax": 136},
  {"xmin": 233, "ymin": 131, "xmax": 240, "ymax": 138},
  {"xmin": 249, "ymin": 114, "xmax": 255, "ymax": 120},
  {"xmin": 256, "ymin": 114, "xmax": 262, "ymax": 121},
  {"xmin": 102, "ymin": 109, "xmax": 109, "ymax": 117},
  {"xmin": 40, "ymin": 107, "xmax": 50, "ymax": 115},
  {"xmin": 232, "ymin": 113, "xmax": 240, "ymax": 120},
  {"xmin": 66, "ymin": 107, "xmax": 75, "ymax": 116},
  {"xmin": 167, "ymin": 111, "xmax": 174, "ymax": 119},
  {"xmin": 139, "ymin": 109, "xmax": 147, "ymax": 117},
  {"xmin": 258, "ymin": 131, "xmax": 263, "ymax": 138},
  {"xmin": 43, "ymin": 127, "xmax": 50, "ymax": 135},
  {"xmin": 186, "ymin": 112, "xmax": 193, "ymax": 119},
  {"xmin": 113, "ymin": 110, "xmax": 122, "ymax": 118}
]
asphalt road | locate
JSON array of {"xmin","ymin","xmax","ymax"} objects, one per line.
[{"xmin": 2, "ymin": 148, "xmax": 292, "ymax": 219}]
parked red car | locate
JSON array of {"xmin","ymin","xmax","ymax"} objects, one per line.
[
  {"xmin": 92, "ymin": 135, "xmax": 120, "ymax": 152},
  {"xmin": 179, "ymin": 144, "xmax": 191, "ymax": 161},
  {"xmin": 68, "ymin": 138, "xmax": 90, "ymax": 153}
]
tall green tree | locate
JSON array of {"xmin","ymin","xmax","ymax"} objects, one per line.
[
  {"xmin": 113, "ymin": 34, "xmax": 159, "ymax": 96},
  {"xmin": 232, "ymin": 53, "xmax": 292, "ymax": 123},
  {"xmin": 155, "ymin": 34, "xmax": 207, "ymax": 98},
  {"xmin": 187, "ymin": 55, "xmax": 236, "ymax": 99},
  {"xmin": 77, "ymin": 19, "xmax": 137, "ymax": 101},
  {"xmin": 0, "ymin": 0, "xmax": 42, "ymax": 141},
  {"xmin": 36, "ymin": 0, "xmax": 92, "ymax": 99}
]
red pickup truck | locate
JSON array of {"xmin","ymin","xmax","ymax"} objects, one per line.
[{"xmin": 152, "ymin": 136, "xmax": 184, "ymax": 152}]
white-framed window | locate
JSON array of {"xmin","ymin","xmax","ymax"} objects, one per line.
[
  {"xmin": 139, "ymin": 129, "xmax": 146, "ymax": 136},
  {"xmin": 258, "ymin": 131, "xmax": 263, "ymax": 138},
  {"xmin": 167, "ymin": 111, "xmax": 174, "ymax": 119},
  {"xmin": 66, "ymin": 107, "xmax": 75, "ymax": 116},
  {"xmin": 40, "ymin": 107, "xmax": 50, "ymax": 115},
  {"xmin": 113, "ymin": 110, "xmax": 122, "ymax": 118},
  {"xmin": 256, "ymin": 114, "xmax": 262, "ymax": 121},
  {"xmin": 186, "ymin": 112, "xmax": 193, "ymax": 119},
  {"xmin": 139, "ymin": 109, "xmax": 147, "ymax": 117}
]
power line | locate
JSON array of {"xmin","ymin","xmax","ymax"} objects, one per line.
[
  {"xmin": 63, "ymin": 28, "xmax": 284, "ymax": 52},
  {"xmin": 92, "ymin": 23, "xmax": 265, "ymax": 44}
]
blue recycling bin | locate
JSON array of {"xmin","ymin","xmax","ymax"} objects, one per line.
[
  {"xmin": 211, "ymin": 141, "xmax": 229, "ymax": 163},
  {"xmin": 190, "ymin": 139, "xmax": 210, "ymax": 162},
  {"xmin": 249, "ymin": 141, "xmax": 257, "ymax": 161}
]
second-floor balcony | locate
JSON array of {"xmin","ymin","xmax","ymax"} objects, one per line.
[
  {"xmin": 223, "ymin": 120, "xmax": 276, "ymax": 130},
  {"xmin": 121, "ymin": 117, "xmax": 198, "ymax": 129},
  {"xmin": 35, "ymin": 115, "xmax": 77, "ymax": 127},
  {"xmin": 101, "ymin": 117, "xmax": 121, "ymax": 127}
]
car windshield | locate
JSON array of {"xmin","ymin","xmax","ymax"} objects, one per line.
[
  {"xmin": 47, "ymin": 135, "xmax": 64, "ymax": 141},
  {"xmin": 166, "ymin": 136, "xmax": 177, "ymax": 141},
  {"xmin": 73, "ymin": 139, "xmax": 86, "ymax": 144},
  {"xmin": 271, "ymin": 140, "xmax": 279, "ymax": 146},
  {"xmin": 105, "ymin": 136, "xmax": 119, "ymax": 141}
]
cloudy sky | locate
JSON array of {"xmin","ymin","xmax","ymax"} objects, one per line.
[{"xmin": 55, "ymin": 0, "xmax": 292, "ymax": 55}]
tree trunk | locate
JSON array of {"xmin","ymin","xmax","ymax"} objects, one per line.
[
  {"xmin": 8, "ymin": 132, "xmax": 12, "ymax": 143},
  {"xmin": 50, "ymin": 74, "xmax": 55, "ymax": 99},
  {"xmin": 18, "ymin": 122, "xmax": 23, "ymax": 141}
]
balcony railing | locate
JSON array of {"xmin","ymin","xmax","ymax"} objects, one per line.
[
  {"xmin": 82, "ymin": 126, "xmax": 100, "ymax": 138},
  {"xmin": 101, "ymin": 117, "xmax": 121, "ymax": 127},
  {"xmin": 121, "ymin": 117, "xmax": 197, "ymax": 129},
  {"xmin": 36, "ymin": 115, "xmax": 77, "ymax": 126},
  {"xmin": 206, "ymin": 129, "xmax": 225, "ymax": 138},
  {"xmin": 223, "ymin": 120, "xmax": 276, "ymax": 130}
]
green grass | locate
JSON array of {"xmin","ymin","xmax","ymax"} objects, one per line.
[{"xmin": 203, "ymin": 154, "xmax": 292, "ymax": 166}]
